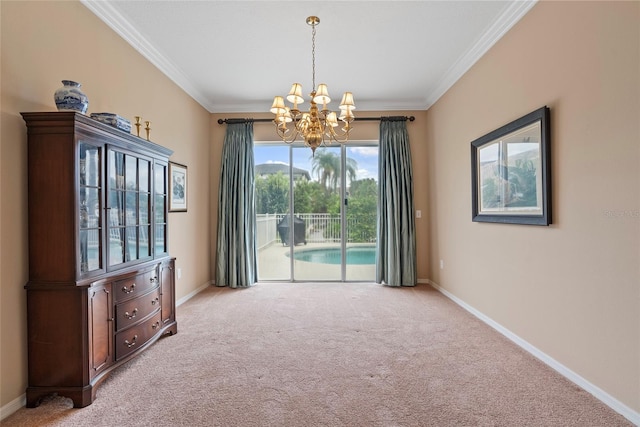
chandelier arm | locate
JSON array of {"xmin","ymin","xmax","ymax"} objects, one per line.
[
  {"xmin": 273, "ymin": 122, "xmax": 301, "ymax": 144},
  {"xmin": 325, "ymin": 123, "xmax": 352, "ymax": 144}
]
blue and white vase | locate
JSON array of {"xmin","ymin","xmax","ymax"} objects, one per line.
[{"xmin": 54, "ymin": 80, "xmax": 89, "ymax": 114}]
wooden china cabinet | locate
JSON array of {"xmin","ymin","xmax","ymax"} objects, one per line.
[{"xmin": 22, "ymin": 112, "xmax": 177, "ymax": 408}]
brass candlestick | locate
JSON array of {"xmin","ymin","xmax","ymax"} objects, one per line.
[
  {"xmin": 134, "ymin": 116, "xmax": 142, "ymax": 137},
  {"xmin": 144, "ymin": 121, "xmax": 151, "ymax": 141}
]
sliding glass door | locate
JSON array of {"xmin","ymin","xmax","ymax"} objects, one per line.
[
  {"xmin": 292, "ymin": 145, "xmax": 342, "ymax": 281},
  {"xmin": 255, "ymin": 142, "xmax": 378, "ymax": 282},
  {"xmin": 254, "ymin": 143, "xmax": 291, "ymax": 281},
  {"xmin": 345, "ymin": 145, "xmax": 378, "ymax": 280}
]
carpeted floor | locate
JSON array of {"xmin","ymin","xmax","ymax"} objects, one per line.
[{"xmin": 2, "ymin": 282, "xmax": 633, "ymax": 426}]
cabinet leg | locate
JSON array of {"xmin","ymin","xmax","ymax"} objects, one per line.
[
  {"xmin": 164, "ymin": 321, "xmax": 178, "ymax": 336},
  {"xmin": 26, "ymin": 386, "xmax": 94, "ymax": 408}
]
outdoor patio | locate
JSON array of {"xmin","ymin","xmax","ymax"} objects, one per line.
[
  {"xmin": 258, "ymin": 242, "xmax": 376, "ymax": 281},
  {"xmin": 257, "ymin": 214, "xmax": 376, "ymax": 281}
]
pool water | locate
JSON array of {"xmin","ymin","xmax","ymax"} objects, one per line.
[{"xmin": 290, "ymin": 246, "xmax": 376, "ymax": 265}]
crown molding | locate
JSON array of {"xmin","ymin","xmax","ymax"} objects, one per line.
[
  {"xmin": 82, "ymin": 0, "xmax": 536, "ymax": 114},
  {"xmin": 423, "ymin": 0, "xmax": 538, "ymax": 109},
  {"xmin": 80, "ymin": 0, "xmax": 215, "ymax": 112}
]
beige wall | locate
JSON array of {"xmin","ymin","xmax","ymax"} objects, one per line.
[
  {"xmin": 1, "ymin": 1, "xmax": 211, "ymax": 408},
  {"xmin": 426, "ymin": 1, "xmax": 639, "ymax": 412},
  {"xmin": 209, "ymin": 111, "xmax": 429, "ymax": 283}
]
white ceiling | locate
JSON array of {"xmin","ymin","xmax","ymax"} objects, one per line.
[{"xmin": 82, "ymin": 1, "xmax": 536, "ymax": 114}]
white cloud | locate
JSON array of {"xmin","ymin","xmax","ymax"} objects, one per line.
[
  {"xmin": 356, "ymin": 168, "xmax": 377, "ymax": 181},
  {"xmin": 265, "ymin": 160, "xmax": 288, "ymax": 165},
  {"xmin": 349, "ymin": 147, "xmax": 378, "ymax": 157}
]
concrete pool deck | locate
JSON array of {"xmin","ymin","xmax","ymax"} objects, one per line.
[{"xmin": 257, "ymin": 242, "xmax": 376, "ymax": 281}]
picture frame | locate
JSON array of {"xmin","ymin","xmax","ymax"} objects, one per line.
[
  {"xmin": 169, "ymin": 162, "xmax": 188, "ymax": 212},
  {"xmin": 471, "ymin": 106, "xmax": 551, "ymax": 225}
]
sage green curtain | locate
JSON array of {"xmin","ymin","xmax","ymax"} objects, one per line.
[
  {"xmin": 215, "ymin": 122, "xmax": 257, "ymax": 288},
  {"xmin": 376, "ymin": 118, "xmax": 416, "ymax": 287}
]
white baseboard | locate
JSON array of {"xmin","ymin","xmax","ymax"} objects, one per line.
[
  {"xmin": 0, "ymin": 394, "xmax": 26, "ymax": 421},
  {"xmin": 424, "ymin": 278, "xmax": 640, "ymax": 426},
  {"xmin": 176, "ymin": 280, "xmax": 213, "ymax": 307}
]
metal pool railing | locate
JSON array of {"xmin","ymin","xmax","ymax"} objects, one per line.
[{"xmin": 256, "ymin": 213, "xmax": 376, "ymax": 250}]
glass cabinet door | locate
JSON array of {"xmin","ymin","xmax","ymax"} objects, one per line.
[
  {"xmin": 139, "ymin": 159, "xmax": 152, "ymax": 259},
  {"xmin": 107, "ymin": 150, "xmax": 153, "ymax": 268},
  {"xmin": 154, "ymin": 162, "xmax": 168, "ymax": 256},
  {"xmin": 79, "ymin": 142, "xmax": 102, "ymax": 274},
  {"xmin": 108, "ymin": 150, "xmax": 124, "ymax": 266}
]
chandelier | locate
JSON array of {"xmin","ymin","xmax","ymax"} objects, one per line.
[{"xmin": 270, "ymin": 16, "xmax": 355, "ymax": 154}]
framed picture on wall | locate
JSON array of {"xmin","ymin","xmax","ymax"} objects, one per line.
[
  {"xmin": 169, "ymin": 162, "xmax": 188, "ymax": 212},
  {"xmin": 471, "ymin": 106, "xmax": 551, "ymax": 225}
]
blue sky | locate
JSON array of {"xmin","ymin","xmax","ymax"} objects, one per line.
[{"xmin": 254, "ymin": 144, "xmax": 379, "ymax": 183}]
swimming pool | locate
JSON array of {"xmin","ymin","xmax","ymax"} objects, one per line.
[{"xmin": 289, "ymin": 246, "xmax": 376, "ymax": 265}]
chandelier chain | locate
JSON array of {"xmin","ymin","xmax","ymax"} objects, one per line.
[{"xmin": 311, "ymin": 23, "xmax": 316, "ymax": 91}]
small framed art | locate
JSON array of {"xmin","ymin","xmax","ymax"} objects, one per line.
[{"xmin": 169, "ymin": 162, "xmax": 188, "ymax": 212}]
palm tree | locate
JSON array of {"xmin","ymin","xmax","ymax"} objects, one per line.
[
  {"xmin": 310, "ymin": 149, "xmax": 358, "ymax": 192},
  {"xmin": 311, "ymin": 149, "xmax": 338, "ymax": 192}
]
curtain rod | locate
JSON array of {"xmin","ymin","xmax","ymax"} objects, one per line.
[{"xmin": 217, "ymin": 116, "xmax": 415, "ymax": 125}]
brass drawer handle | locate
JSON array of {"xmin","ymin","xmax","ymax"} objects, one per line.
[
  {"xmin": 150, "ymin": 276, "xmax": 158, "ymax": 284},
  {"xmin": 122, "ymin": 283, "xmax": 136, "ymax": 294},
  {"xmin": 124, "ymin": 308, "xmax": 138, "ymax": 320},
  {"xmin": 151, "ymin": 297, "xmax": 159, "ymax": 305},
  {"xmin": 151, "ymin": 321, "xmax": 161, "ymax": 330},
  {"xmin": 124, "ymin": 335, "xmax": 138, "ymax": 348}
]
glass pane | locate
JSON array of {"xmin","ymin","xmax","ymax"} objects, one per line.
[
  {"xmin": 80, "ymin": 191, "xmax": 89, "ymax": 229},
  {"xmin": 293, "ymin": 146, "xmax": 341, "ymax": 281},
  {"xmin": 126, "ymin": 226, "xmax": 138, "ymax": 261},
  {"xmin": 110, "ymin": 151, "xmax": 125, "ymax": 190},
  {"xmin": 79, "ymin": 144, "xmax": 102, "ymax": 274},
  {"xmin": 79, "ymin": 145, "xmax": 88, "ymax": 186},
  {"xmin": 476, "ymin": 121, "xmax": 543, "ymax": 216},
  {"xmin": 345, "ymin": 145, "xmax": 377, "ymax": 281},
  {"xmin": 139, "ymin": 194, "xmax": 150, "ymax": 225},
  {"xmin": 109, "ymin": 190, "xmax": 126, "ymax": 227},
  {"xmin": 155, "ymin": 164, "xmax": 166, "ymax": 195},
  {"xmin": 125, "ymin": 155, "xmax": 137, "ymax": 190},
  {"xmin": 109, "ymin": 228, "xmax": 125, "ymax": 266},
  {"xmin": 79, "ymin": 143, "xmax": 100, "ymax": 187},
  {"xmin": 139, "ymin": 159, "xmax": 150, "ymax": 192},
  {"xmin": 86, "ymin": 146, "xmax": 100, "ymax": 187},
  {"xmin": 80, "ymin": 188, "xmax": 100, "ymax": 228},
  {"xmin": 254, "ymin": 144, "xmax": 292, "ymax": 280},
  {"xmin": 155, "ymin": 224, "xmax": 166, "ymax": 255},
  {"xmin": 126, "ymin": 192, "xmax": 137, "ymax": 225},
  {"xmin": 87, "ymin": 229, "xmax": 100, "ymax": 271},
  {"xmin": 155, "ymin": 194, "xmax": 165, "ymax": 223},
  {"xmin": 140, "ymin": 225, "xmax": 151, "ymax": 258},
  {"xmin": 80, "ymin": 229, "xmax": 101, "ymax": 273},
  {"xmin": 108, "ymin": 150, "xmax": 115, "ymax": 186}
]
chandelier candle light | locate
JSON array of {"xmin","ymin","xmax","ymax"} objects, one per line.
[{"xmin": 271, "ymin": 16, "xmax": 356, "ymax": 154}]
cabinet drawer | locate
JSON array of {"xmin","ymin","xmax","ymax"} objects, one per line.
[
  {"xmin": 115, "ymin": 311, "xmax": 162, "ymax": 361},
  {"xmin": 114, "ymin": 269, "xmax": 158, "ymax": 302},
  {"xmin": 115, "ymin": 287, "xmax": 160, "ymax": 331}
]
